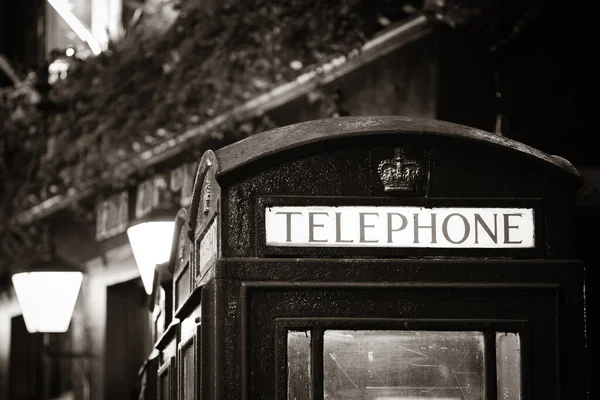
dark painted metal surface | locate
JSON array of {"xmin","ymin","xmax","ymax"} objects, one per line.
[
  {"xmin": 235, "ymin": 260, "xmax": 585, "ymax": 400},
  {"xmin": 214, "ymin": 116, "xmax": 581, "ymax": 177},
  {"xmin": 216, "ymin": 119, "xmax": 580, "ymax": 260},
  {"xmin": 138, "ymin": 355, "xmax": 158, "ymax": 400},
  {"xmin": 155, "ymin": 321, "xmax": 179, "ymax": 400}
]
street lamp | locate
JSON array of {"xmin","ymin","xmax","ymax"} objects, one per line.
[
  {"xmin": 11, "ymin": 252, "xmax": 90, "ymax": 400},
  {"xmin": 127, "ymin": 209, "xmax": 176, "ymax": 295},
  {"xmin": 11, "ymin": 256, "xmax": 83, "ymax": 333}
]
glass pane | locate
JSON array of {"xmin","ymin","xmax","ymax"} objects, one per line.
[
  {"xmin": 160, "ymin": 369, "xmax": 170, "ymax": 400},
  {"xmin": 181, "ymin": 344, "xmax": 195, "ymax": 400},
  {"xmin": 176, "ymin": 266, "xmax": 191, "ymax": 310},
  {"xmin": 288, "ymin": 330, "xmax": 312, "ymax": 400},
  {"xmin": 323, "ymin": 330, "xmax": 484, "ymax": 400},
  {"xmin": 496, "ymin": 332, "xmax": 521, "ymax": 400}
]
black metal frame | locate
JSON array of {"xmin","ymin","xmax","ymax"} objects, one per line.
[
  {"xmin": 175, "ymin": 287, "xmax": 203, "ymax": 400},
  {"xmin": 156, "ymin": 322, "xmax": 179, "ymax": 400},
  {"xmin": 274, "ymin": 317, "xmax": 531, "ymax": 400},
  {"xmin": 236, "ymin": 271, "xmax": 572, "ymax": 400},
  {"xmin": 171, "ymin": 208, "xmax": 193, "ymax": 317},
  {"xmin": 196, "ymin": 323, "xmax": 203, "ymax": 400}
]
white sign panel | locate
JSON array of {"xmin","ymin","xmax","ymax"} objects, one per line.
[
  {"xmin": 265, "ymin": 206, "xmax": 535, "ymax": 248},
  {"xmin": 198, "ymin": 219, "xmax": 218, "ymax": 274}
]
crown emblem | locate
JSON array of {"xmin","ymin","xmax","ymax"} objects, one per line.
[
  {"xmin": 377, "ymin": 148, "xmax": 421, "ymax": 192},
  {"xmin": 202, "ymin": 178, "xmax": 211, "ymax": 214}
]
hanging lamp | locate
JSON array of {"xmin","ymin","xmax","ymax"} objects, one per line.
[
  {"xmin": 127, "ymin": 208, "xmax": 176, "ymax": 295},
  {"xmin": 11, "ymin": 226, "xmax": 83, "ymax": 333}
]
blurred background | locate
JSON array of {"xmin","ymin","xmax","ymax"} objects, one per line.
[{"xmin": 0, "ymin": 0, "xmax": 597, "ymax": 399}]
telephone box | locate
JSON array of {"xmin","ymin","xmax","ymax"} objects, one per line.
[{"xmin": 180, "ymin": 116, "xmax": 587, "ymax": 399}]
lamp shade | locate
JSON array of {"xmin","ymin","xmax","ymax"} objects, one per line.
[
  {"xmin": 127, "ymin": 220, "xmax": 175, "ymax": 295},
  {"xmin": 12, "ymin": 270, "xmax": 83, "ymax": 333}
]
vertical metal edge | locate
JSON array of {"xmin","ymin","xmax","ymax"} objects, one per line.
[{"xmin": 311, "ymin": 327, "xmax": 324, "ymax": 400}]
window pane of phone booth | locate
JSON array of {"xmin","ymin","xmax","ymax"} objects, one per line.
[
  {"xmin": 496, "ymin": 332, "xmax": 522, "ymax": 400},
  {"xmin": 159, "ymin": 368, "xmax": 171, "ymax": 400},
  {"xmin": 288, "ymin": 330, "xmax": 312, "ymax": 400},
  {"xmin": 153, "ymin": 287, "xmax": 166, "ymax": 342},
  {"xmin": 323, "ymin": 330, "xmax": 484, "ymax": 400},
  {"xmin": 175, "ymin": 267, "xmax": 191, "ymax": 311},
  {"xmin": 181, "ymin": 341, "xmax": 195, "ymax": 400}
]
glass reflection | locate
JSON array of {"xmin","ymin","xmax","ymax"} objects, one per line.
[
  {"xmin": 323, "ymin": 330, "xmax": 484, "ymax": 400},
  {"xmin": 496, "ymin": 332, "xmax": 521, "ymax": 400},
  {"xmin": 181, "ymin": 345, "xmax": 195, "ymax": 400},
  {"xmin": 288, "ymin": 330, "xmax": 312, "ymax": 400}
]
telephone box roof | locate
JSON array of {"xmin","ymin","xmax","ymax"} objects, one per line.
[{"xmin": 215, "ymin": 116, "xmax": 580, "ymax": 180}]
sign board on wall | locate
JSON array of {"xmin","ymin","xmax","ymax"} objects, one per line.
[
  {"xmin": 95, "ymin": 192, "xmax": 129, "ymax": 241},
  {"xmin": 265, "ymin": 206, "xmax": 535, "ymax": 248},
  {"xmin": 95, "ymin": 161, "xmax": 197, "ymax": 241}
]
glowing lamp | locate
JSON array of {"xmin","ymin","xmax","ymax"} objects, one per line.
[
  {"xmin": 12, "ymin": 258, "xmax": 83, "ymax": 333},
  {"xmin": 127, "ymin": 211, "xmax": 176, "ymax": 295}
]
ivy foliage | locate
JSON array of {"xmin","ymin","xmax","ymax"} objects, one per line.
[{"xmin": 0, "ymin": 0, "xmax": 541, "ymax": 291}]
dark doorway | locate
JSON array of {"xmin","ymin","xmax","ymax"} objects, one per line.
[
  {"xmin": 8, "ymin": 315, "xmax": 44, "ymax": 400},
  {"xmin": 105, "ymin": 278, "xmax": 152, "ymax": 400}
]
